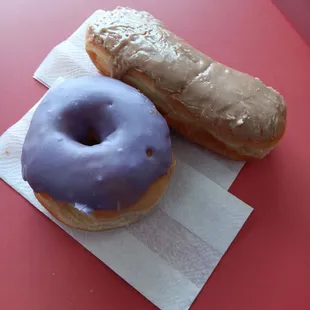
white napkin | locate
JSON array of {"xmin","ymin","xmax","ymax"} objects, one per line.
[{"xmin": 0, "ymin": 10, "xmax": 253, "ymax": 310}]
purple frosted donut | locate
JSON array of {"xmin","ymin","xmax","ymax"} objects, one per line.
[{"xmin": 21, "ymin": 76, "xmax": 172, "ymax": 213}]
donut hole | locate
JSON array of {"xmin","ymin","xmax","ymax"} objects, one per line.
[
  {"xmin": 78, "ymin": 127, "xmax": 101, "ymax": 146},
  {"xmin": 146, "ymin": 148, "xmax": 153, "ymax": 157},
  {"xmin": 59, "ymin": 105, "xmax": 117, "ymax": 147}
]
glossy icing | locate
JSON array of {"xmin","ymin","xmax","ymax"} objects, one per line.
[
  {"xmin": 89, "ymin": 7, "xmax": 211, "ymax": 92},
  {"xmin": 87, "ymin": 7, "xmax": 286, "ymax": 154},
  {"xmin": 22, "ymin": 76, "xmax": 172, "ymax": 211}
]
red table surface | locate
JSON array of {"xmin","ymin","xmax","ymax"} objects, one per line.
[{"xmin": 0, "ymin": 0, "xmax": 310, "ymax": 309}]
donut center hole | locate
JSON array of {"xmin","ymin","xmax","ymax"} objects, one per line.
[
  {"xmin": 78, "ymin": 127, "xmax": 101, "ymax": 146},
  {"xmin": 59, "ymin": 104, "xmax": 117, "ymax": 147},
  {"xmin": 146, "ymin": 148, "xmax": 153, "ymax": 157}
]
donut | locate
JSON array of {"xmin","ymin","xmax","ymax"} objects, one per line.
[
  {"xmin": 21, "ymin": 76, "xmax": 174, "ymax": 231},
  {"xmin": 85, "ymin": 7, "xmax": 286, "ymax": 160}
]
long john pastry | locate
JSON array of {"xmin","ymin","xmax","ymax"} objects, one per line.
[{"xmin": 85, "ymin": 7, "xmax": 287, "ymax": 160}]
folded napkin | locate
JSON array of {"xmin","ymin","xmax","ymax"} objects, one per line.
[{"xmin": 0, "ymin": 10, "xmax": 253, "ymax": 310}]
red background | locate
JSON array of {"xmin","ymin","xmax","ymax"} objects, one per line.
[{"xmin": 1, "ymin": 0, "xmax": 310, "ymax": 309}]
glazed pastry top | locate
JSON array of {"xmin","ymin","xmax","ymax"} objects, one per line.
[{"xmin": 22, "ymin": 76, "xmax": 172, "ymax": 211}]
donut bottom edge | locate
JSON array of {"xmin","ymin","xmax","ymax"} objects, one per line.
[{"xmin": 34, "ymin": 161, "xmax": 174, "ymax": 232}]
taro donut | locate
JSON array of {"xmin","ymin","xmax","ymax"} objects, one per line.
[{"xmin": 21, "ymin": 76, "xmax": 174, "ymax": 231}]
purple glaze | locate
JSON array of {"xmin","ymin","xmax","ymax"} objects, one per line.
[{"xmin": 21, "ymin": 76, "xmax": 172, "ymax": 211}]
